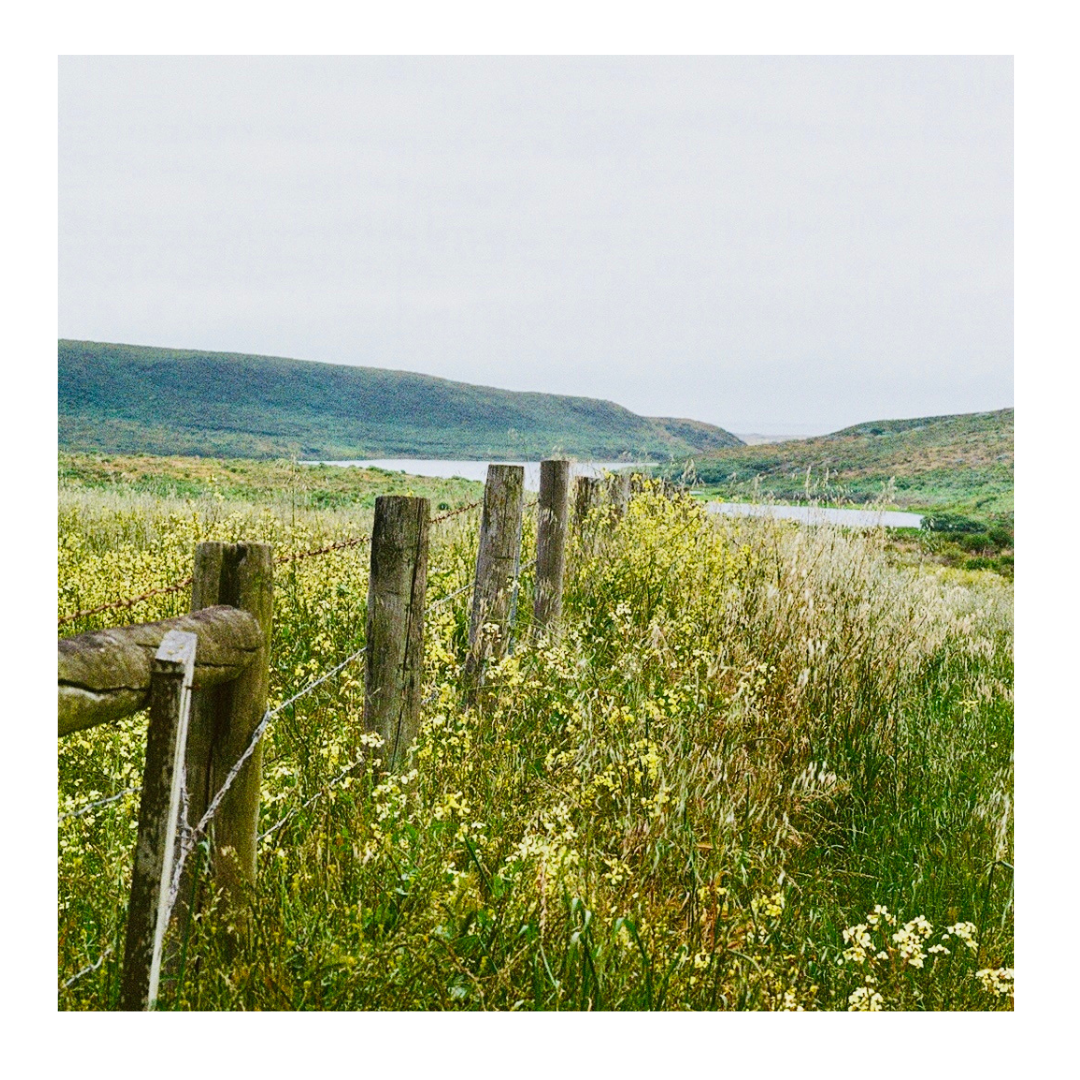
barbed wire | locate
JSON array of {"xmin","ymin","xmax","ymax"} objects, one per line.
[
  {"xmin": 429, "ymin": 499, "xmax": 482, "ymax": 526},
  {"xmin": 275, "ymin": 534, "xmax": 369, "ymax": 567},
  {"xmin": 162, "ymin": 638, "xmax": 372, "ymax": 925},
  {"xmin": 427, "ymin": 579, "xmax": 475, "ymax": 610},
  {"xmin": 58, "ymin": 579, "xmax": 196, "ymax": 628},
  {"xmin": 62, "ymin": 946, "xmax": 113, "ymax": 989},
  {"xmin": 58, "ymin": 787, "xmax": 138, "ymax": 824},
  {"xmin": 57, "ymin": 500, "xmax": 484, "ymax": 630},
  {"xmin": 257, "ymin": 755, "xmax": 366, "ymax": 845}
]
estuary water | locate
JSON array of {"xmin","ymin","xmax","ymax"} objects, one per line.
[
  {"xmin": 302, "ymin": 458, "xmax": 922, "ymax": 527},
  {"xmin": 302, "ymin": 458, "xmax": 658, "ymax": 491},
  {"xmin": 707, "ymin": 502, "xmax": 923, "ymax": 529}
]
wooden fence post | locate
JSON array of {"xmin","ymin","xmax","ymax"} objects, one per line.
[
  {"xmin": 363, "ymin": 496, "xmax": 429, "ymax": 771},
  {"xmin": 534, "ymin": 459, "xmax": 570, "ymax": 637},
  {"xmin": 607, "ymin": 473, "xmax": 631, "ymax": 519},
  {"xmin": 119, "ymin": 629, "xmax": 197, "ymax": 1011},
  {"xmin": 573, "ymin": 476, "xmax": 601, "ymax": 533},
  {"xmin": 185, "ymin": 542, "xmax": 272, "ymax": 916},
  {"xmin": 465, "ymin": 464, "xmax": 525, "ymax": 691}
]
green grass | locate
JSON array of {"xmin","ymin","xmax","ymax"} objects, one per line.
[
  {"xmin": 59, "ymin": 340, "xmax": 742, "ymax": 461},
  {"xmin": 58, "ymin": 465, "xmax": 1013, "ymax": 1010}
]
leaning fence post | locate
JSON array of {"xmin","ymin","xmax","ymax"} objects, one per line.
[
  {"xmin": 185, "ymin": 542, "xmax": 272, "ymax": 916},
  {"xmin": 465, "ymin": 464, "xmax": 525, "ymax": 691},
  {"xmin": 534, "ymin": 459, "xmax": 570, "ymax": 636},
  {"xmin": 363, "ymin": 496, "xmax": 429, "ymax": 771},
  {"xmin": 119, "ymin": 629, "xmax": 197, "ymax": 1011}
]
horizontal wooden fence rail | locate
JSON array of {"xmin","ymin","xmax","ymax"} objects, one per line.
[{"xmin": 58, "ymin": 605, "xmax": 263, "ymax": 737}]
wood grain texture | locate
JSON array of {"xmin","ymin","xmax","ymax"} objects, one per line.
[
  {"xmin": 119, "ymin": 630, "xmax": 196, "ymax": 1010},
  {"xmin": 465, "ymin": 465, "xmax": 524, "ymax": 690},
  {"xmin": 533, "ymin": 459, "xmax": 570, "ymax": 636},
  {"xmin": 364, "ymin": 496, "xmax": 429, "ymax": 771},
  {"xmin": 186, "ymin": 542, "xmax": 272, "ymax": 918},
  {"xmin": 58, "ymin": 606, "xmax": 261, "ymax": 736}
]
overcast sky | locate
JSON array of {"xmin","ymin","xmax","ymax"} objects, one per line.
[{"xmin": 59, "ymin": 56, "xmax": 1012, "ymax": 435}]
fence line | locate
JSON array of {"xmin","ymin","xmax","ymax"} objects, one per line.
[
  {"xmin": 57, "ymin": 500, "xmax": 483, "ymax": 628},
  {"xmin": 59, "ymin": 465, "xmax": 628, "ymax": 1001},
  {"xmin": 162, "ymin": 517, "xmax": 519, "ymax": 935}
]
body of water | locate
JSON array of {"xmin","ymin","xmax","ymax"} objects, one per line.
[
  {"xmin": 302, "ymin": 458, "xmax": 658, "ymax": 491},
  {"xmin": 707, "ymin": 502, "xmax": 923, "ymax": 529}
]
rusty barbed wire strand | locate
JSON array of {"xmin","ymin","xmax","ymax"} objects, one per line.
[
  {"xmin": 275, "ymin": 534, "xmax": 370, "ymax": 567},
  {"xmin": 428, "ymin": 499, "xmax": 482, "ymax": 526},
  {"xmin": 57, "ymin": 501, "xmax": 485, "ymax": 629},
  {"xmin": 57, "ymin": 578, "xmax": 196, "ymax": 629}
]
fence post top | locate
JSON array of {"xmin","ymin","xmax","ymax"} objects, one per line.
[{"xmin": 155, "ymin": 629, "xmax": 197, "ymax": 666}]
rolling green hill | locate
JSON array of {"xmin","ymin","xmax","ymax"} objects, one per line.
[
  {"xmin": 58, "ymin": 340, "xmax": 742, "ymax": 461},
  {"xmin": 673, "ymin": 408, "xmax": 1014, "ymax": 516}
]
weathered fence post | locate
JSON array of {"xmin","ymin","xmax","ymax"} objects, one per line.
[
  {"xmin": 363, "ymin": 496, "xmax": 429, "ymax": 771},
  {"xmin": 465, "ymin": 464, "xmax": 525, "ymax": 691},
  {"xmin": 119, "ymin": 629, "xmax": 197, "ymax": 1011},
  {"xmin": 185, "ymin": 543, "xmax": 272, "ymax": 915},
  {"xmin": 534, "ymin": 459, "xmax": 570, "ymax": 637},
  {"xmin": 573, "ymin": 476, "xmax": 602, "ymax": 533},
  {"xmin": 607, "ymin": 472, "xmax": 631, "ymax": 519}
]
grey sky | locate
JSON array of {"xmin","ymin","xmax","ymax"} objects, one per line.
[{"xmin": 59, "ymin": 56, "xmax": 1012, "ymax": 436}]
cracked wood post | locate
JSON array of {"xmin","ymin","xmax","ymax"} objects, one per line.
[
  {"xmin": 119, "ymin": 629, "xmax": 197, "ymax": 1011},
  {"xmin": 57, "ymin": 606, "xmax": 262, "ymax": 736},
  {"xmin": 363, "ymin": 496, "xmax": 429, "ymax": 772},
  {"xmin": 184, "ymin": 542, "xmax": 272, "ymax": 920},
  {"xmin": 533, "ymin": 459, "xmax": 570, "ymax": 637},
  {"xmin": 465, "ymin": 464, "xmax": 525, "ymax": 694}
]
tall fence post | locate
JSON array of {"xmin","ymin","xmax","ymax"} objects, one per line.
[
  {"xmin": 534, "ymin": 459, "xmax": 570, "ymax": 637},
  {"xmin": 119, "ymin": 630, "xmax": 197, "ymax": 1011},
  {"xmin": 363, "ymin": 496, "xmax": 429, "ymax": 771},
  {"xmin": 185, "ymin": 542, "xmax": 272, "ymax": 918},
  {"xmin": 465, "ymin": 464, "xmax": 525, "ymax": 692}
]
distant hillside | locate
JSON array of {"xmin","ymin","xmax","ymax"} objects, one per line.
[
  {"xmin": 58, "ymin": 340, "xmax": 742, "ymax": 461},
  {"xmin": 674, "ymin": 408, "xmax": 1013, "ymax": 515}
]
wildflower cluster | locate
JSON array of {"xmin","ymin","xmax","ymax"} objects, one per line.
[{"xmin": 838, "ymin": 906, "xmax": 1012, "ymax": 1011}]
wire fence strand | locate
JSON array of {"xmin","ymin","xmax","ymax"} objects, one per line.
[
  {"xmin": 62, "ymin": 947, "xmax": 113, "ymax": 989},
  {"xmin": 58, "ymin": 787, "xmax": 138, "ymax": 824},
  {"xmin": 257, "ymin": 755, "xmax": 366, "ymax": 844},
  {"xmin": 163, "ymin": 639, "xmax": 371, "ymax": 922},
  {"xmin": 58, "ymin": 500, "xmax": 484, "ymax": 629}
]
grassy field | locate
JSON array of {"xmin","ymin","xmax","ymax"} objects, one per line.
[
  {"xmin": 58, "ymin": 459, "xmax": 1013, "ymax": 1011},
  {"xmin": 59, "ymin": 340, "xmax": 742, "ymax": 461}
]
